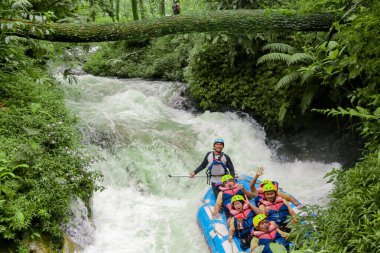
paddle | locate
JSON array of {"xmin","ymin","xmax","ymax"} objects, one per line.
[{"xmin": 168, "ymin": 174, "xmax": 206, "ymax": 178}]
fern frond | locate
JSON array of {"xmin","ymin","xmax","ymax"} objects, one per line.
[
  {"xmin": 257, "ymin": 53, "xmax": 291, "ymax": 65},
  {"xmin": 262, "ymin": 43, "xmax": 296, "ymax": 54},
  {"xmin": 312, "ymin": 107, "xmax": 379, "ymax": 120},
  {"xmin": 275, "ymin": 72, "xmax": 301, "ymax": 89},
  {"xmin": 278, "ymin": 102, "xmax": 289, "ymax": 126},
  {"xmin": 300, "ymin": 65, "xmax": 321, "ymax": 84},
  {"xmin": 11, "ymin": 0, "xmax": 32, "ymax": 10},
  {"xmin": 288, "ymin": 53, "xmax": 313, "ymax": 65},
  {"xmin": 300, "ymin": 85, "xmax": 318, "ymax": 113}
]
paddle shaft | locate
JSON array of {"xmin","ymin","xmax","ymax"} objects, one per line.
[{"xmin": 168, "ymin": 174, "xmax": 206, "ymax": 178}]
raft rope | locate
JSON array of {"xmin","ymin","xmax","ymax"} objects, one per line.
[{"xmin": 206, "ymin": 205, "xmax": 235, "ymax": 253}]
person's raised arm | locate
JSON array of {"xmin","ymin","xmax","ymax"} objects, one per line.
[
  {"xmin": 247, "ymin": 201, "xmax": 262, "ymax": 215},
  {"xmin": 236, "ymin": 183, "xmax": 254, "ymax": 199},
  {"xmin": 283, "ymin": 199, "xmax": 297, "ymax": 223},
  {"xmin": 259, "ymin": 204, "xmax": 268, "ymax": 215},
  {"xmin": 278, "ymin": 191, "xmax": 300, "ymax": 207},
  {"xmin": 250, "ymin": 167, "xmax": 264, "ymax": 195},
  {"xmin": 190, "ymin": 152, "xmax": 210, "ymax": 177}
]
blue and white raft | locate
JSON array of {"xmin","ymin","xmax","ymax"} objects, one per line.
[{"xmin": 196, "ymin": 175, "xmax": 301, "ymax": 253}]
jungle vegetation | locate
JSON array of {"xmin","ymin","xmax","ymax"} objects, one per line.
[{"xmin": 1, "ymin": 0, "xmax": 379, "ymax": 252}]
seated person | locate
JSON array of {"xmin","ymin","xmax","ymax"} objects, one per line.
[
  {"xmin": 258, "ymin": 183, "xmax": 296, "ymax": 230},
  {"xmin": 250, "ymin": 167, "xmax": 300, "ymax": 207},
  {"xmin": 250, "ymin": 214, "xmax": 290, "ymax": 253},
  {"xmin": 227, "ymin": 195, "xmax": 262, "ymax": 250},
  {"xmin": 212, "ymin": 174, "xmax": 253, "ymax": 223}
]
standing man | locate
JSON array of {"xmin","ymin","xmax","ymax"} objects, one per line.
[
  {"xmin": 172, "ymin": 0, "xmax": 180, "ymax": 15},
  {"xmin": 190, "ymin": 138, "xmax": 235, "ymax": 197}
]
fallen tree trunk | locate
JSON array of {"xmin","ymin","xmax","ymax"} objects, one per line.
[{"xmin": 4, "ymin": 9, "xmax": 338, "ymax": 43}]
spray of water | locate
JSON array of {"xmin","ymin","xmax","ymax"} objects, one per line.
[{"xmin": 62, "ymin": 75, "xmax": 339, "ymax": 252}]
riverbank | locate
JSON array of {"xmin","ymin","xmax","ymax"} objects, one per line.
[{"xmin": 0, "ymin": 41, "xmax": 102, "ymax": 251}]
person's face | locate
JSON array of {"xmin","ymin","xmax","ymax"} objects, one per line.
[
  {"xmin": 258, "ymin": 219, "xmax": 270, "ymax": 231},
  {"xmin": 213, "ymin": 142, "xmax": 224, "ymax": 152},
  {"xmin": 264, "ymin": 191, "xmax": 276, "ymax": 202},
  {"xmin": 233, "ymin": 201, "xmax": 243, "ymax": 211},
  {"xmin": 223, "ymin": 179, "xmax": 235, "ymax": 188}
]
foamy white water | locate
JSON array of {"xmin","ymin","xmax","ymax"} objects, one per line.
[{"xmin": 62, "ymin": 75, "xmax": 339, "ymax": 252}]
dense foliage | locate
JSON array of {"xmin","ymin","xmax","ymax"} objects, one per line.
[
  {"xmin": 0, "ymin": 1, "xmax": 102, "ymax": 251},
  {"xmin": 84, "ymin": 35, "xmax": 194, "ymax": 81},
  {"xmin": 290, "ymin": 152, "xmax": 380, "ymax": 253}
]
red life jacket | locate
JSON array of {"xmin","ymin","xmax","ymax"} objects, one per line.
[
  {"xmin": 252, "ymin": 224, "xmax": 278, "ymax": 239},
  {"xmin": 259, "ymin": 196, "xmax": 290, "ymax": 226},
  {"xmin": 252, "ymin": 224, "xmax": 289, "ymax": 253},
  {"xmin": 230, "ymin": 204, "xmax": 255, "ymax": 239},
  {"xmin": 218, "ymin": 185, "xmax": 244, "ymax": 207}
]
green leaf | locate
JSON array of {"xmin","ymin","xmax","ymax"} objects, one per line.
[
  {"xmin": 328, "ymin": 49, "xmax": 339, "ymax": 60},
  {"xmin": 262, "ymin": 43, "xmax": 296, "ymax": 54},
  {"xmin": 212, "ymin": 36, "xmax": 219, "ymax": 44},
  {"xmin": 23, "ymin": 127, "xmax": 40, "ymax": 136},
  {"xmin": 300, "ymin": 85, "xmax": 318, "ymax": 113},
  {"xmin": 257, "ymin": 53, "xmax": 291, "ymax": 65},
  {"xmin": 252, "ymin": 245, "xmax": 264, "ymax": 253},
  {"xmin": 278, "ymin": 102, "xmax": 289, "ymax": 126},
  {"xmin": 30, "ymin": 103, "xmax": 41, "ymax": 114},
  {"xmin": 276, "ymin": 72, "xmax": 301, "ymax": 89},
  {"xmin": 15, "ymin": 211, "xmax": 25, "ymax": 224},
  {"xmin": 288, "ymin": 53, "xmax": 314, "ymax": 65},
  {"xmin": 269, "ymin": 243, "xmax": 287, "ymax": 253}
]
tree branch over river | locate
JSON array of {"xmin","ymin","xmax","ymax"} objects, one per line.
[{"xmin": 5, "ymin": 10, "xmax": 338, "ymax": 42}]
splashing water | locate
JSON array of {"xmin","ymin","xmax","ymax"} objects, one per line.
[{"xmin": 62, "ymin": 75, "xmax": 339, "ymax": 252}]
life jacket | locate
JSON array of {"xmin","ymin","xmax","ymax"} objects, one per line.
[
  {"xmin": 255, "ymin": 181, "xmax": 279, "ymax": 207},
  {"xmin": 231, "ymin": 204, "xmax": 255, "ymax": 240},
  {"xmin": 259, "ymin": 196, "xmax": 290, "ymax": 227},
  {"xmin": 252, "ymin": 224, "xmax": 289, "ymax": 253},
  {"xmin": 206, "ymin": 152, "xmax": 229, "ymax": 184},
  {"xmin": 219, "ymin": 186, "xmax": 244, "ymax": 208}
]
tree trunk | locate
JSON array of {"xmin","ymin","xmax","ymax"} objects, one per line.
[
  {"xmin": 138, "ymin": 0, "xmax": 146, "ymax": 19},
  {"xmin": 148, "ymin": 0, "xmax": 155, "ymax": 17},
  {"xmin": 109, "ymin": 0, "xmax": 116, "ymax": 21},
  {"xmin": 6, "ymin": 10, "xmax": 338, "ymax": 43},
  {"xmin": 89, "ymin": 0, "xmax": 96, "ymax": 21},
  {"xmin": 131, "ymin": 0, "xmax": 139, "ymax": 20},
  {"xmin": 158, "ymin": 0, "xmax": 165, "ymax": 16},
  {"xmin": 115, "ymin": 0, "xmax": 120, "ymax": 22}
]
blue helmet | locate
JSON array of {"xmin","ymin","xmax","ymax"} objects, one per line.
[{"xmin": 213, "ymin": 138, "xmax": 224, "ymax": 145}]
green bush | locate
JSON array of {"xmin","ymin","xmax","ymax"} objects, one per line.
[
  {"xmin": 0, "ymin": 42, "xmax": 102, "ymax": 249},
  {"xmin": 291, "ymin": 152, "xmax": 380, "ymax": 253},
  {"xmin": 84, "ymin": 35, "xmax": 194, "ymax": 81}
]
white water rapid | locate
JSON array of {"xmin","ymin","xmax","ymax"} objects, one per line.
[{"xmin": 62, "ymin": 75, "xmax": 339, "ymax": 253}]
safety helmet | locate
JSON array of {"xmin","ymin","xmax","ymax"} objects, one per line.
[
  {"xmin": 262, "ymin": 183, "xmax": 277, "ymax": 193},
  {"xmin": 253, "ymin": 214, "xmax": 267, "ymax": 228},
  {"xmin": 231, "ymin": 195, "xmax": 245, "ymax": 204},
  {"xmin": 213, "ymin": 138, "xmax": 224, "ymax": 145},
  {"xmin": 260, "ymin": 179, "xmax": 272, "ymax": 186},
  {"xmin": 221, "ymin": 174, "xmax": 234, "ymax": 183}
]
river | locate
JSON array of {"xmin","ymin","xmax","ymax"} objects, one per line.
[{"xmin": 61, "ymin": 75, "xmax": 339, "ymax": 252}]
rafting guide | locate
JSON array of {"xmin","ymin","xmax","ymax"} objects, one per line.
[{"xmin": 189, "ymin": 138, "xmax": 235, "ymax": 197}]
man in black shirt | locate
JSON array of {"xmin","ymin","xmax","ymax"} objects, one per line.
[{"xmin": 190, "ymin": 138, "xmax": 235, "ymax": 197}]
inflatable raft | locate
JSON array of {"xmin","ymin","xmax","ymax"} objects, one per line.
[{"xmin": 196, "ymin": 175, "xmax": 301, "ymax": 253}]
